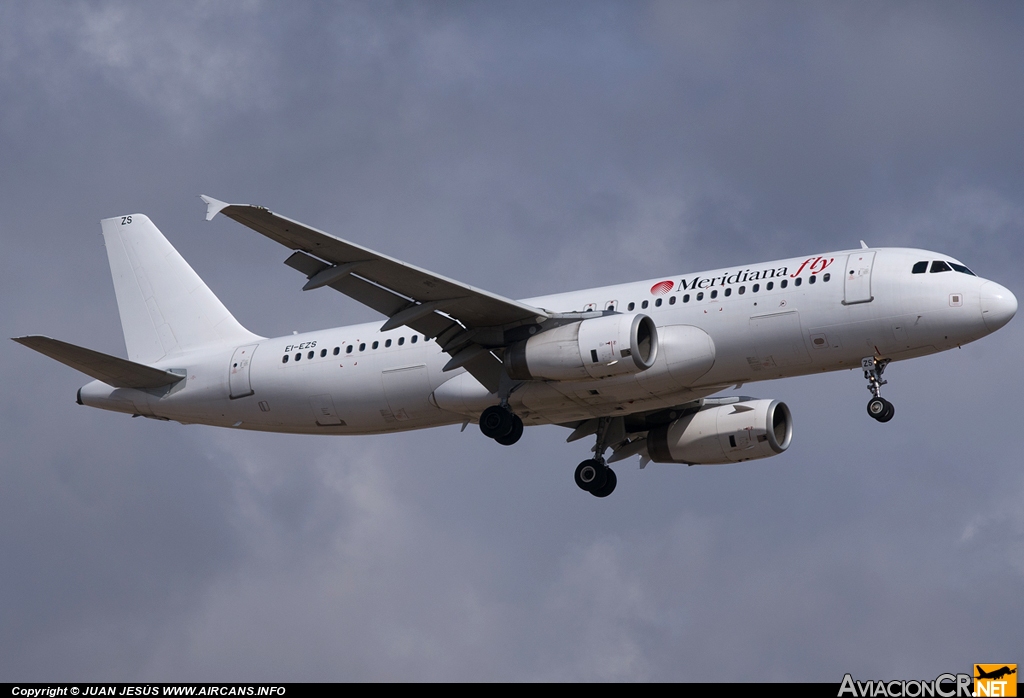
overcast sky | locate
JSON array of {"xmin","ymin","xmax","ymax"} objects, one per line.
[{"xmin": 2, "ymin": 1, "xmax": 1022, "ymax": 682}]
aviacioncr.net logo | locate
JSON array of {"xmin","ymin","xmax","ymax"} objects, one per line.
[
  {"xmin": 838, "ymin": 673, "xmax": 974, "ymax": 697},
  {"xmin": 975, "ymin": 664, "xmax": 1017, "ymax": 697}
]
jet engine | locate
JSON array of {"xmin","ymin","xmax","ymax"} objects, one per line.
[
  {"xmin": 646, "ymin": 399, "xmax": 792, "ymax": 464},
  {"xmin": 506, "ymin": 313, "xmax": 658, "ymax": 381}
]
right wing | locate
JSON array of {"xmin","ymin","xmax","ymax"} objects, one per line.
[
  {"xmin": 12, "ymin": 336, "xmax": 184, "ymax": 389},
  {"xmin": 202, "ymin": 196, "xmax": 556, "ymax": 392}
]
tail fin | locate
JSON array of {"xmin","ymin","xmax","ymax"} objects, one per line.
[{"xmin": 101, "ymin": 214, "xmax": 259, "ymax": 363}]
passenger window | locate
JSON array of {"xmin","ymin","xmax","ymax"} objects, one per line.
[
  {"xmin": 385, "ymin": 339, "xmax": 392, "ymax": 348},
  {"xmin": 766, "ymin": 282, "xmax": 774, "ymax": 291},
  {"xmin": 627, "ymin": 302, "xmax": 635, "ymax": 311},
  {"xmin": 683, "ymin": 294, "xmax": 690, "ymax": 303},
  {"xmin": 307, "ymin": 351, "xmax": 314, "ymax": 359},
  {"xmin": 752, "ymin": 284, "xmax": 759, "ymax": 292},
  {"xmin": 794, "ymin": 277, "xmax": 802, "ymax": 287},
  {"xmin": 372, "ymin": 341, "xmax": 379, "ymax": 350},
  {"xmin": 282, "ymin": 355, "xmax": 289, "ymax": 364},
  {"xmin": 912, "ymin": 261, "xmax": 928, "ymax": 274},
  {"xmin": 359, "ymin": 343, "xmax": 366, "ymax": 352},
  {"xmin": 738, "ymin": 286, "xmax": 745, "ymax": 295},
  {"xmin": 808, "ymin": 275, "xmax": 816, "ymax": 285},
  {"xmin": 333, "ymin": 347, "xmax": 340, "ymax": 355},
  {"xmin": 669, "ymin": 296, "xmax": 676, "ymax": 305},
  {"xmin": 294, "ymin": 353, "xmax": 301, "ymax": 362},
  {"xmin": 346, "ymin": 345, "xmax": 353, "ymax": 354},
  {"xmin": 696, "ymin": 292, "xmax": 704, "ymax": 301},
  {"xmin": 822, "ymin": 273, "xmax": 830, "ymax": 282},
  {"xmin": 780, "ymin": 279, "xmax": 788, "ymax": 289},
  {"xmin": 320, "ymin": 348, "xmax": 327, "ymax": 357},
  {"xmin": 641, "ymin": 300, "xmax": 649, "ymax": 309},
  {"xmin": 655, "ymin": 298, "xmax": 662, "ymax": 307},
  {"xmin": 710, "ymin": 290, "xmax": 718, "ymax": 299},
  {"xmin": 398, "ymin": 337, "xmax": 405, "ymax": 346},
  {"xmin": 724, "ymin": 288, "xmax": 732, "ymax": 297},
  {"xmin": 411, "ymin": 335, "xmax": 418, "ymax": 343},
  {"xmin": 930, "ymin": 261, "xmax": 952, "ymax": 273}
]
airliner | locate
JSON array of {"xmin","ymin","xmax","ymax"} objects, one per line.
[{"xmin": 14, "ymin": 196, "xmax": 1017, "ymax": 497}]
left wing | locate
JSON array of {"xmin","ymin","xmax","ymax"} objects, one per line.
[{"xmin": 201, "ymin": 196, "xmax": 553, "ymax": 392}]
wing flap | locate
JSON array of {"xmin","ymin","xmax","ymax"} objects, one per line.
[{"xmin": 13, "ymin": 336, "xmax": 184, "ymax": 389}]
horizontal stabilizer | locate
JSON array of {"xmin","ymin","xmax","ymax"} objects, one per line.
[{"xmin": 12, "ymin": 336, "xmax": 184, "ymax": 389}]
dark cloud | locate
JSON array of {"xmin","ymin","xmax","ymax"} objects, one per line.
[{"xmin": 2, "ymin": 0, "xmax": 1021, "ymax": 681}]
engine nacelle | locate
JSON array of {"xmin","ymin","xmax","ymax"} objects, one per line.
[
  {"xmin": 506, "ymin": 314, "xmax": 658, "ymax": 381},
  {"xmin": 646, "ymin": 399, "xmax": 792, "ymax": 464}
]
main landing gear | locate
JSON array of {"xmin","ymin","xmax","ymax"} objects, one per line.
[
  {"xmin": 573, "ymin": 416, "xmax": 618, "ymax": 498},
  {"xmin": 478, "ymin": 401, "xmax": 618, "ymax": 498},
  {"xmin": 575, "ymin": 459, "xmax": 617, "ymax": 498},
  {"xmin": 479, "ymin": 404, "xmax": 524, "ymax": 445},
  {"xmin": 862, "ymin": 356, "xmax": 895, "ymax": 423}
]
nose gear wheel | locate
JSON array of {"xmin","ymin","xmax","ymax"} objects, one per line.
[
  {"xmin": 867, "ymin": 397, "xmax": 895, "ymax": 422},
  {"xmin": 862, "ymin": 357, "xmax": 895, "ymax": 423}
]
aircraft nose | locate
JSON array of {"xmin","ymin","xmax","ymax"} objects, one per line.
[{"xmin": 980, "ymin": 281, "xmax": 1017, "ymax": 332}]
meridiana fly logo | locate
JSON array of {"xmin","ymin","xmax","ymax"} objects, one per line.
[
  {"xmin": 975, "ymin": 664, "xmax": 1017, "ymax": 697},
  {"xmin": 650, "ymin": 280, "xmax": 674, "ymax": 295}
]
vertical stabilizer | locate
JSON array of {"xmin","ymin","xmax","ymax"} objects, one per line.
[{"xmin": 101, "ymin": 214, "xmax": 260, "ymax": 363}]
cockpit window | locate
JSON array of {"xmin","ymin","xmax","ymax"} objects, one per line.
[
  {"xmin": 930, "ymin": 261, "xmax": 952, "ymax": 273},
  {"xmin": 950, "ymin": 262, "xmax": 976, "ymax": 276},
  {"xmin": 912, "ymin": 261, "xmax": 928, "ymax": 274}
]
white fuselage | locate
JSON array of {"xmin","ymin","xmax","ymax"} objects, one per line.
[{"xmin": 78, "ymin": 247, "xmax": 1015, "ymax": 433}]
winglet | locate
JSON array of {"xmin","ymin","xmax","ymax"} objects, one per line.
[
  {"xmin": 860, "ymin": 240, "xmax": 869, "ymax": 249},
  {"xmin": 200, "ymin": 194, "xmax": 231, "ymax": 221}
]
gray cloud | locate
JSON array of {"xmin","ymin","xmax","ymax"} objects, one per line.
[{"xmin": 2, "ymin": 0, "xmax": 1022, "ymax": 681}]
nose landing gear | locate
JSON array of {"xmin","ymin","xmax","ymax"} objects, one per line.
[{"xmin": 862, "ymin": 356, "xmax": 895, "ymax": 423}]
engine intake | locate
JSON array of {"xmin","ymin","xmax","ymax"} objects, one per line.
[
  {"xmin": 646, "ymin": 399, "xmax": 792, "ymax": 464},
  {"xmin": 506, "ymin": 313, "xmax": 658, "ymax": 381}
]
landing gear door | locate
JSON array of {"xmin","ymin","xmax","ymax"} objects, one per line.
[
  {"xmin": 229, "ymin": 344, "xmax": 258, "ymax": 399},
  {"xmin": 843, "ymin": 251, "xmax": 875, "ymax": 305}
]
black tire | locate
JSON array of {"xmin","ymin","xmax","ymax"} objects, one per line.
[
  {"xmin": 877, "ymin": 399, "xmax": 895, "ymax": 423},
  {"xmin": 495, "ymin": 415, "xmax": 524, "ymax": 445},
  {"xmin": 574, "ymin": 459, "xmax": 607, "ymax": 492},
  {"xmin": 480, "ymin": 405, "xmax": 513, "ymax": 439},
  {"xmin": 867, "ymin": 397, "xmax": 887, "ymax": 420},
  {"xmin": 591, "ymin": 468, "xmax": 617, "ymax": 498}
]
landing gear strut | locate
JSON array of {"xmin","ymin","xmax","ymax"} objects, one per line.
[
  {"xmin": 862, "ymin": 356, "xmax": 895, "ymax": 423},
  {"xmin": 573, "ymin": 417, "xmax": 618, "ymax": 497}
]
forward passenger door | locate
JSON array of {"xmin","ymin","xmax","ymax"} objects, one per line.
[{"xmin": 843, "ymin": 252, "xmax": 875, "ymax": 305}]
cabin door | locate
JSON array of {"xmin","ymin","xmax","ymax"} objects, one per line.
[
  {"xmin": 843, "ymin": 252, "xmax": 876, "ymax": 305},
  {"xmin": 229, "ymin": 344, "xmax": 258, "ymax": 399}
]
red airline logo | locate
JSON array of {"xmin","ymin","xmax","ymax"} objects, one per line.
[
  {"xmin": 650, "ymin": 280, "xmax": 674, "ymax": 295},
  {"xmin": 790, "ymin": 256, "xmax": 834, "ymax": 278}
]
